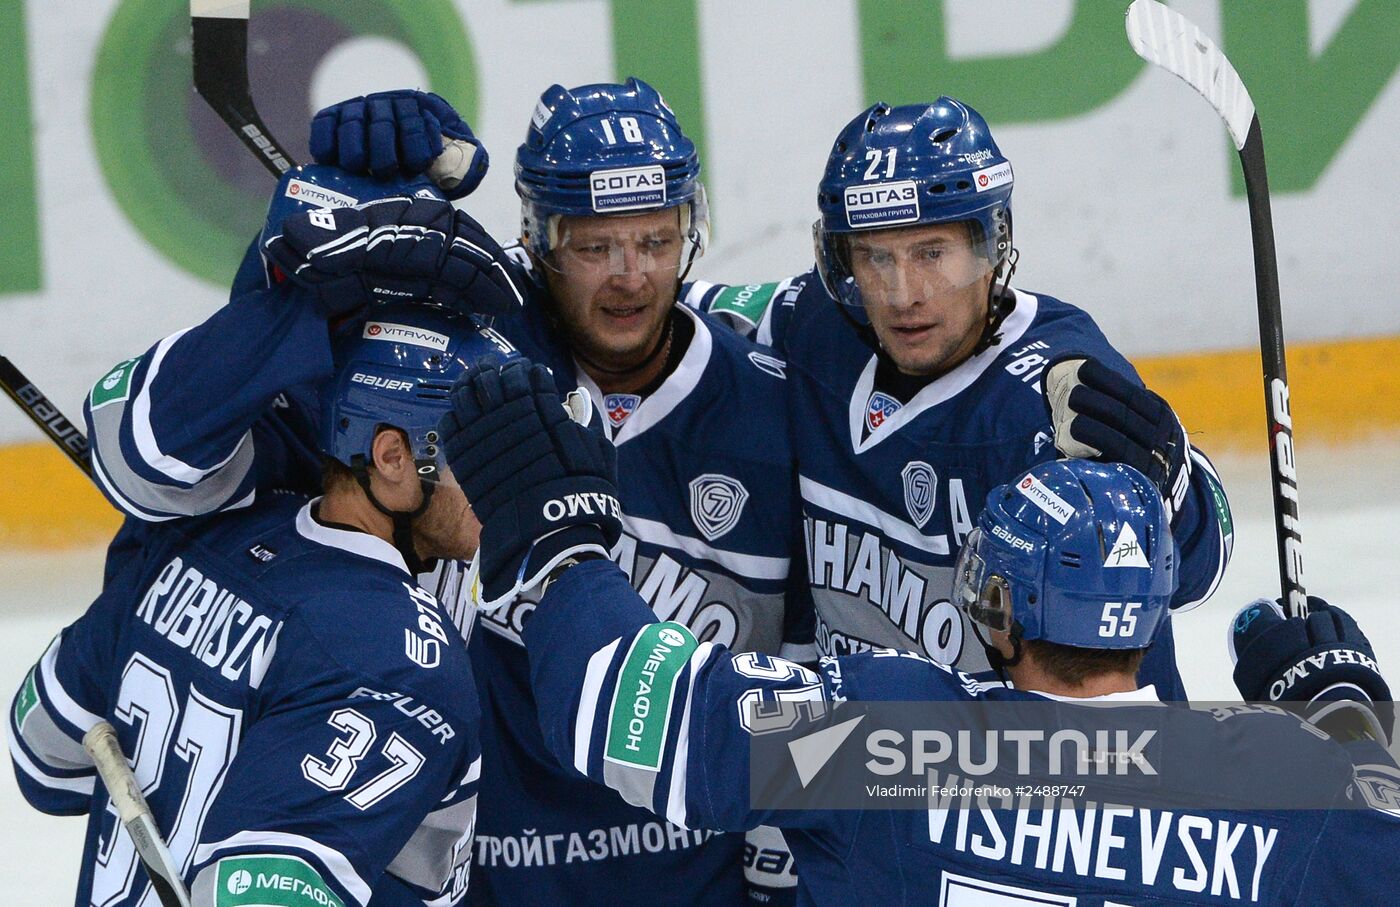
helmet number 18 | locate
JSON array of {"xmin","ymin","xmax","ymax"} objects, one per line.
[
  {"xmin": 1098, "ymin": 601, "xmax": 1142, "ymax": 638},
  {"xmin": 600, "ymin": 116, "xmax": 646, "ymax": 145}
]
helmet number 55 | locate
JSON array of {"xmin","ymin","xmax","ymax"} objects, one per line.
[{"xmin": 1099, "ymin": 602, "xmax": 1141, "ymax": 638}]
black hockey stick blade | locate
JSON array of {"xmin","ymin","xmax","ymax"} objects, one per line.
[
  {"xmin": 191, "ymin": 0, "xmax": 297, "ymax": 178},
  {"xmin": 0, "ymin": 356, "xmax": 92, "ymax": 478},
  {"xmin": 1126, "ymin": 0, "xmax": 1307, "ymax": 617}
]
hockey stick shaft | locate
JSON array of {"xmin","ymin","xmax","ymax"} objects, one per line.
[
  {"xmin": 0, "ymin": 356, "xmax": 91, "ymax": 477},
  {"xmin": 190, "ymin": 0, "xmax": 297, "ymax": 178},
  {"xmin": 1125, "ymin": 0, "xmax": 1307, "ymax": 617},
  {"xmin": 84, "ymin": 721, "xmax": 193, "ymax": 907}
]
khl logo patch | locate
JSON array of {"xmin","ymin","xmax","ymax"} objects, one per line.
[
  {"xmin": 901, "ymin": 461, "xmax": 936, "ymax": 528},
  {"xmin": 604, "ymin": 393, "xmax": 642, "ymax": 428},
  {"xmin": 689, "ymin": 474, "xmax": 749, "ymax": 541},
  {"xmin": 866, "ymin": 392, "xmax": 901, "ymax": 433}
]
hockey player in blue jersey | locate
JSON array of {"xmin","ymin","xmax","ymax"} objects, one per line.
[
  {"xmin": 329, "ymin": 92, "xmax": 1232, "ymax": 698},
  {"xmin": 687, "ymin": 99, "xmax": 1234, "ymax": 697},
  {"xmin": 85, "ymin": 83, "xmax": 808, "ymax": 902},
  {"xmin": 439, "ymin": 359, "xmax": 1399, "ymax": 905},
  {"xmin": 10, "ymin": 302, "xmax": 523, "ymax": 906},
  {"xmin": 306, "ymin": 81, "xmax": 807, "ymax": 905}
]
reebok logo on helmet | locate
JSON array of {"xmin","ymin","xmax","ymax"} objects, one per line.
[{"xmin": 843, "ymin": 180, "xmax": 920, "ymax": 228}]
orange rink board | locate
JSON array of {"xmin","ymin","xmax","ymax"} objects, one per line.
[{"xmin": 1, "ymin": 334, "xmax": 1396, "ymax": 549}]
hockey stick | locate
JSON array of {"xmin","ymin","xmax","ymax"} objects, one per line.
[
  {"xmin": 1125, "ymin": 0, "xmax": 1307, "ymax": 618},
  {"xmin": 190, "ymin": 0, "xmax": 297, "ymax": 178},
  {"xmin": 84, "ymin": 721, "xmax": 193, "ymax": 907},
  {"xmin": 0, "ymin": 356, "xmax": 91, "ymax": 477}
]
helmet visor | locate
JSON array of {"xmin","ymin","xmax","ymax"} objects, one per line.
[
  {"xmin": 545, "ymin": 211, "xmax": 687, "ymax": 277},
  {"xmin": 836, "ymin": 223, "xmax": 995, "ymax": 308},
  {"xmin": 953, "ymin": 528, "xmax": 1014, "ymax": 633}
]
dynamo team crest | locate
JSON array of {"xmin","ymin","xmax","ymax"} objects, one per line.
[
  {"xmin": 866, "ymin": 392, "xmax": 901, "ymax": 433},
  {"xmin": 901, "ymin": 461, "xmax": 936, "ymax": 529},
  {"xmin": 689, "ymin": 474, "xmax": 749, "ymax": 541}
]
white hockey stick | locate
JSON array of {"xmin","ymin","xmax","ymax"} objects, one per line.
[
  {"xmin": 1125, "ymin": 0, "xmax": 1307, "ymax": 618},
  {"xmin": 83, "ymin": 721, "xmax": 193, "ymax": 907}
]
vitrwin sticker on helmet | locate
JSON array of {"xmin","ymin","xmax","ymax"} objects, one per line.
[
  {"xmin": 972, "ymin": 161, "xmax": 1013, "ymax": 194},
  {"xmin": 285, "ymin": 178, "xmax": 358, "ymax": 209},
  {"xmin": 1015, "ymin": 473, "xmax": 1076, "ymax": 525},
  {"xmin": 362, "ymin": 321, "xmax": 450, "ymax": 352},
  {"xmin": 589, "ymin": 164, "xmax": 667, "ymax": 213},
  {"xmin": 843, "ymin": 180, "xmax": 920, "ymax": 228}
]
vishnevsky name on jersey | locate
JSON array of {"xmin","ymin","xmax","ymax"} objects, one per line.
[{"xmin": 135, "ymin": 556, "xmax": 281, "ymax": 687}]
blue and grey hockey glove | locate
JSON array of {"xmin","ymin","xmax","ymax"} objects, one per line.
[
  {"xmin": 264, "ymin": 197, "xmax": 523, "ymax": 316},
  {"xmin": 1044, "ymin": 356, "xmax": 1191, "ymax": 522},
  {"xmin": 310, "ymin": 89, "xmax": 488, "ymax": 199},
  {"xmin": 440, "ymin": 359, "xmax": 622, "ymax": 609},
  {"xmin": 1230, "ymin": 596, "xmax": 1393, "ymax": 742}
]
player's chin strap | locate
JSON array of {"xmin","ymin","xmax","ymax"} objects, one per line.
[
  {"xmin": 973, "ymin": 248, "xmax": 1020, "ymax": 357},
  {"xmin": 349, "ymin": 455, "xmax": 438, "ymax": 576},
  {"xmin": 970, "ymin": 618, "xmax": 1025, "ymax": 687}
]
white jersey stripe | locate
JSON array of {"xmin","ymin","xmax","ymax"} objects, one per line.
[
  {"xmin": 38, "ymin": 637, "xmax": 103, "ymax": 734},
  {"xmin": 800, "ymin": 476, "xmax": 950, "ymax": 555},
  {"xmin": 621, "ymin": 514, "xmax": 790, "ymax": 581},
  {"xmin": 7, "ymin": 731, "xmax": 96, "ymax": 795},
  {"xmin": 132, "ymin": 328, "xmax": 252, "ymax": 485},
  {"xmin": 575, "ymin": 639, "xmax": 621, "ymax": 775},
  {"xmin": 664, "ymin": 642, "xmax": 717, "ymax": 830}
]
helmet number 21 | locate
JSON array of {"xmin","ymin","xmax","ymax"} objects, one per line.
[
  {"xmin": 1098, "ymin": 601, "xmax": 1141, "ymax": 638},
  {"xmin": 863, "ymin": 148, "xmax": 898, "ymax": 180},
  {"xmin": 600, "ymin": 116, "xmax": 645, "ymax": 145}
]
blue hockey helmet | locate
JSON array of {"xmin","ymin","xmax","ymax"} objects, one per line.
[
  {"xmin": 813, "ymin": 98, "xmax": 1014, "ymax": 313},
  {"xmin": 260, "ymin": 164, "xmax": 447, "ymax": 283},
  {"xmin": 514, "ymin": 77, "xmax": 708, "ymax": 267},
  {"xmin": 321, "ymin": 300, "xmax": 519, "ymax": 483},
  {"xmin": 952, "ymin": 460, "xmax": 1176, "ymax": 652}
]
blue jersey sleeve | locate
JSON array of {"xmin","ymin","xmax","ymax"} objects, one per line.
[
  {"xmin": 84, "ymin": 242, "xmax": 333, "ymax": 522},
  {"xmin": 6, "ymin": 537, "xmax": 159, "ymax": 815},
  {"xmin": 186, "ymin": 611, "xmax": 479, "ymax": 907},
  {"xmin": 683, "ymin": 272, "xmax": 810, "ymax": 356},
  {"xmin": 524, "ymin": 559, "xmax": 841, "ymax": 836}
]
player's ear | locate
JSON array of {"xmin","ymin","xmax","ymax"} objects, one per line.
[{"xmin": 369, "ymin": 427, "xmax": 414, "ymax": 485}]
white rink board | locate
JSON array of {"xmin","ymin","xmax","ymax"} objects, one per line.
[
  {"xmin": 2, "ymin": 443, "xmax": 1398, "ymax": 897},
  {"xmin": 3, "ymin": 0, "xmax": 1400, "ymax": 445}
]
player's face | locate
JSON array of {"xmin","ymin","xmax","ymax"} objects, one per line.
[
  {"xmin": 412, "ymin": 469, "xmax": 482, "ymax": 562},
  {"xmin": 848, "ymin": 222, "xmax": 995, "ymax": 377},
  {"xmin": 544, "ymin": 209, "xmax": 684, "ymax": 370}
]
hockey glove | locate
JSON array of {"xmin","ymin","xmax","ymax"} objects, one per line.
[
  {"xmin": 439, "ymin": 359, "xmax": 622, "ymax": 609},
  {"xmin": 1230, "ymin": 596, "xmax": 1393, "ymax": 742},
  {"xmin": 310, "ymin": 89, "xmax": 488, "ymax": 199},
  {"xmin": 1044, "ymin": 357, "xmax": 1191, "ymax": 522},
  {"xmin": 264, "ymin": 197, "xmax": 523, "ymax": 316}
]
